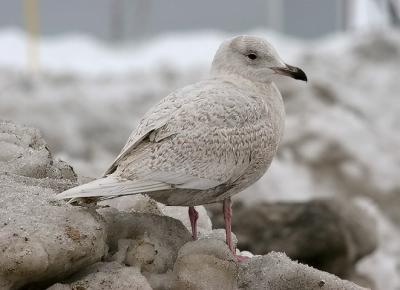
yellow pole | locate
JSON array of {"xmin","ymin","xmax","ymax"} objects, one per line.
[{"xmin": 23, "ymin": 0, "xmax": 39, "ymax": 74}]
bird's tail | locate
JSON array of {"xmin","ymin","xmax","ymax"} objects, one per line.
[{"xmin": 56, "ymin": 175, "xmax": 171, "ymax": 201}]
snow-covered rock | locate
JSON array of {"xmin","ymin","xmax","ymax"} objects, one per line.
[
  {"xmin": 0, "ymin": 121, "xmax": 108, "ymax": 290},
  {"xmin": 173, "ymin": 239, "xmax": 369, "ymax": 290},
  {"xmin": 239, "ymin": 252, "xmax": 368, "ymax": 290},
  {"xmin": 100, "ymin": 208, "xmax": 191, "ymax": 274},
  {"xmin": 173, "ymin": 239, "xmax": 238, "ymax": 290},
  {"xmin": 0, "ymin": 121, "xmax": 77, "ymax": 182},
  {"xmin": 47, "ymin": 262, "xmax": 152, "ymax": 290}
]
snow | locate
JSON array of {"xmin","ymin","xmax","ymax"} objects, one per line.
[
  {"xmin": 0, "ymin": 27, "xmax": 399, "ymax": 289},
  {"xmin": 0, "ymin": 28, "xmax": 304, "ymax": 77}
]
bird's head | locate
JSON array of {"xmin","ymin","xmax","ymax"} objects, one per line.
[{"xmin": 211, "ymin": 35, "xmax": 307, "ymax": 83}]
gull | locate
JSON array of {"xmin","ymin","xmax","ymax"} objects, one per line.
[{"xmin": 57, "ymin": 35, "xmax": 307, "ymax": 260}]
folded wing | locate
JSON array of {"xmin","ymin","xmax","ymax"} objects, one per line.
[{"xmin": 57, "ymin": 80, "xmax": 265, "ymax": 201}]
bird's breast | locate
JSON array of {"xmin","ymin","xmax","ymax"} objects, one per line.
[{"xmin": 227, "ymin": 91, "xmax": 285, "ymax": 193}]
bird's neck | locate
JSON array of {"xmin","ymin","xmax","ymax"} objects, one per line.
[{"xmin": 211, "ymin": 72, "xmax": 274, "ymax": 94}]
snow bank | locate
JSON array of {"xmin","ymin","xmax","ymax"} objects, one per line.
[{"xmin": 0, "ymin": 28, "xmax": 302, "ymax": 76}]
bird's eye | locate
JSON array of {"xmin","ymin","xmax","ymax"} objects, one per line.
[{"xmin": 247, "ymin": 53, "xmax": 257, "ymax": 60}]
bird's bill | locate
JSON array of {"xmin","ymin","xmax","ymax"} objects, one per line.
[{"xmin": 271, "ymin": 64, "xmax": 307, "ymax": 82}]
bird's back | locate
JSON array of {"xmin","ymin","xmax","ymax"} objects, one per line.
[
  {"xmin": 57, "ymin": 76, "xmax": 285, "ymax": 206},
  {"xmin": 111, "ymin": 76, "xmax": 285, "ymax": 205}
]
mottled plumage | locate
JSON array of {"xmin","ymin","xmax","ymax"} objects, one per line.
[
  {"xmin": 110, "ymin": 78, "xmax": 284, "ymax": 206},
  {"xmin": 57, "ymin": 35, "xmax": 307, "ymax": 258}
]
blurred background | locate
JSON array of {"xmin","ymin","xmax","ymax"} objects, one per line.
[{"xmin": 0, "ymin": 0, "xmax": 399, "ymax": 289}]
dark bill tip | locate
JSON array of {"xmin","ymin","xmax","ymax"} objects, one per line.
[
  {"xmin": 292, "ymin": 68, "xmax": 308, "ymax": 82},
  {"xmin": 272, "ymin": 64, "xmax": 308, "ymax": 82},
  {"xmin": 289, "ymin": 66, "xmax": 307, "ymax": 82}
]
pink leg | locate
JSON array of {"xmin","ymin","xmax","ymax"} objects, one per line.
[
  {"xmin": 223, "ymin": 198, "xmax": 249, "ymax": 262},
  {"xmin": 188, "ymin": 206, "xmax": 199, "ymax": 240},
  {"xmin": 223, "ymin": 198, "xmax": 235, "ymax": 253}
]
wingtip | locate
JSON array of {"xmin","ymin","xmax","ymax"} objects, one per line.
[
  {"xmin": 55, "ymin": 190, "xmax": 73, "ymax": 200},
  {"xmin": 55, "ymin": 187, "xmax": 86, "ymax": 201}
]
